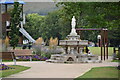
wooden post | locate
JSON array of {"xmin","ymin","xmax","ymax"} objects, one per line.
[
  {"xmin": 103, "ymin": 29, "xmax": 106, "ymax": 60},
  {"xmin": 106, "ymin": 30, "xmax": 108, "ymax": 59},
  {"xmin": 101, "ymin": 29, "xmax": 103, "ymax": 60},
  {"xmin": 5, "ymin": 4, "xmax": 7, "ymax": 13}
]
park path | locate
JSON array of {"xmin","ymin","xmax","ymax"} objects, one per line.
[{"xmin": 3, "ymin": 61, "xmax": 118, "ymax": 78}]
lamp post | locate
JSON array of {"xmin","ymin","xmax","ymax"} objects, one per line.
[{"xmin": 97, "ymin": 35, "xmax": 101, "ymax": 47}]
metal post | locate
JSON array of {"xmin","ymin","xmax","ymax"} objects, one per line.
[
  {"xmin": 99, "ymin": 39, "xmax": 100, "ymax": 47},
  {"xmin": 97, "ymin": 35, "xmax": 101, "ymax": 47}
]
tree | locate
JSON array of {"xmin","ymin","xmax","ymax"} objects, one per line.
[
  {"xmin": 40, "ymin": 10, "xmax": 71, "ymax": 41},
  {"xmin": 25, "ymin": 13, "xmax": 45, "ymax": 40},
  {"xmin": 25, "ymin": 2, "xmax": 120, "ymax": 46},
  {"xmin": 57, "ymin": 2, "xmax": 120, "ymax": 46},
  {"xmin": 9, "ymin": 2, "xmax": 23, "ymax": 49}
]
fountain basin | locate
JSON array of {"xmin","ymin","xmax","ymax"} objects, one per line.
[{"xmin": 59, "ymin": 40, "xmax": 88, "ymax": 46}]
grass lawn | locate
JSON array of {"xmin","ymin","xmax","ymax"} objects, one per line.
[
  {"xmin": 89, "ymin": 47, "xmax": 115, "ymax": 56},
  {"xmin": 14, "ymin": 47, "xmax": 115, "ymax": 56},
  {"xmin": 0, "ymin": 65, "xmax": 30, "ymax": 77},
  {"xmin": 75, "ymin": 67, "xmax": 119, "ymax": 80},
  {"xmin": 111, "ymin": 60, "xmax": 120, "ymax": 62}
]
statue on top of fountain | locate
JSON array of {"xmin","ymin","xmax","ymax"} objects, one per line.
[
  {"xmin": 71, "ymin": 16, "xmax": 76, "ymax": 28},
  {"xmin": 69, "ymin": 16, "xmax": 78, "ymax": 37}
]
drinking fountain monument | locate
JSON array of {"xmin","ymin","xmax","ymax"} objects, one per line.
[{"xmin": 46, "ymin": 16, "xmax": 101, "ymax": 63}]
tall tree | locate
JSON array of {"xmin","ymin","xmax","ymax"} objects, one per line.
[
  {"xmin": 9, "ymin": 2, "xmax": 22, "ymax": 49},
  {"xmin": 41, "ymin": 10, "xmax": 71, "ymax": 41},
  {"xmin": 25, "ymin": 13, "xmax": 45, "ymax": 40}
]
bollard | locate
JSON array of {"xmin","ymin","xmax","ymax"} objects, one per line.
[
  {"xmin": 13, "ymin": 59, "xmax": 16, "ymax": 65},
  {"xmin": 0, "ymin": 59, "xmax": 2, "ymax": 64},
  {"xmin": 30, "ymin": 56, "xmax": 32, "ymax": 62}
]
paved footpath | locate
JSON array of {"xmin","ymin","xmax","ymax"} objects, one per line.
[{"xmin": 3, "ymin": 61, "xmax": 118, "ymax": 78}]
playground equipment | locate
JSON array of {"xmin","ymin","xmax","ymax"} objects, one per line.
[
  {"xmin": 19, "ymin": 27, "xmax": 36, "ymax": 43},
  {"xmin": 0, "ymin": 0, "xmax": 25, "ymax": 44},
  {"xmin": 0, "ymin": 0, "xmax": 36, "ymax": 44},
  {"xmin": 19, "ymin": 22, "xmax": 35, "ymax": 43}
]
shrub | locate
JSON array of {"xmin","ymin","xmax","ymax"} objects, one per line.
[
  {"xmin": 33, "ymin": 37, "xmax": 46, "ymax": 56},
  {"xmin": 49, "ymin": 37, "xmax": 58, "ymax": 49}
]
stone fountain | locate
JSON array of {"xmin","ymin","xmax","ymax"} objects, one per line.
[{"xmin": 46, "ymin": 16, "xmax": 101, "ymax": 63}]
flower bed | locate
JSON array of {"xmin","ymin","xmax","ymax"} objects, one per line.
[
  {"xmin": 0, "ymin": 64, "xmax": 14, "ymax": 70},
  {"xmin": 17, "ymin": 55, "xmax": 48, "ymax": 61}
]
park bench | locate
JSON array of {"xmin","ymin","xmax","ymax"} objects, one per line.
[
  {"xmin": 10, "ymin": 49, "xmax": 34, "ymax": 61},
  {"xmin": 0, "ymin": 52, "xmax": 16, "ymax": 65}
]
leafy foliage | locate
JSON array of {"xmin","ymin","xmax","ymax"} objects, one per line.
[
  {"xmin": 57, "ymin": 2, "xmax": 120, "ymax": 46},
  {"xmin": 25, "ymin": 13, "xmax": 45, "ymax": 40},
  {"xmin": 25, "ymin": 2, "xmax": 120, "ymax": 46},
  {"xmin": 40, "ymin": 10, "xmax": 70, "ymax": 41},
  {"xmin": 9, "ymin": 2, "xmax": 22, "ymax": 49}
]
